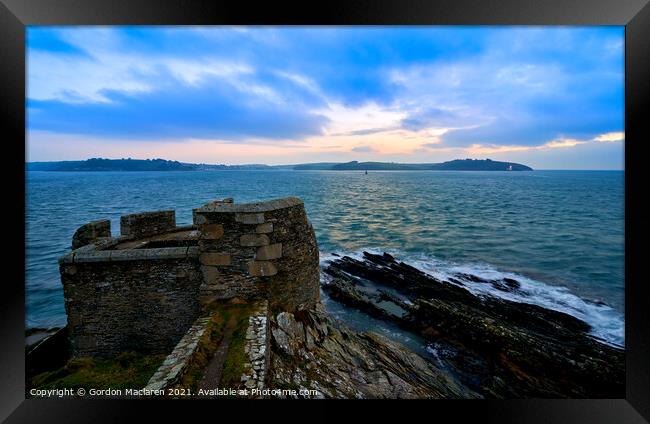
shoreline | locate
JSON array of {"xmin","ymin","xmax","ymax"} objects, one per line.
[
  {"xmin": 319, "ymin": 251, "xmax": 624, "ymax": 397},
  {"xmin": 26, "ymin": 248, "xmax": 625, "ymax": 348},
  {"xmin": 26, "ymin": 249, "xmax": 624, "ymax": 398}
]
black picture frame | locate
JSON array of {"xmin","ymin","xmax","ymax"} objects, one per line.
[{"xmin": 1, "ymin": 0, "xmax": 648, "ymax": 422}]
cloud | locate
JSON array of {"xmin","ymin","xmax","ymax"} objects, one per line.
[
  {"xmin": 27, "ymin": 26, "xmax": 624, "ymax": 168},
  {"xmin": 594, "ymin": 132, "xmax": 624, "ymax": 142},
  {"xmin": 350, "ymin": 145, "xmax": 377, "ymax": 153},
  {"xmin": 544, "ymin": 139, "xmax": 587, "ymax": 148},
  {"xmin": 28, "ymin": 28, "xmax": 337, "ymax": 141},
  {"xmin": 332, "ymin": 127, "xmax": 400, "ymax": 137},
  {"xmin": 421, "ymin": 143, "xmax": 452, "ymax": 150},
  {"xmin": 273, "ymin": 71, "xmax": 323, "ymax": 97},
  {"xmin": 316, "ymin": 102, "xmax": 406, "ymax": 137},
  {"xmin": 28, "ymin": 81, "xmax": 330, "ymax": 141},
  {"xmin": 388, "ymin": 27, "xmax": 624, "ymax": 147},
  {"xmin": 462, "ymin": 133, "xmax": 617, "ymax": 155},
  {"xmin": 28, "ymin": 31, "xmax": 257, "ymax": 105}
]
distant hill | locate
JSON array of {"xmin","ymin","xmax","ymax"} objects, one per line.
[
  {"xmin": 291, "ymin": 162, "xmax": 341, "ymax": 170},
  {"xmin": 26, "ymin": 158, "xmax": 273, "ymax": 172},
  {"xmin": 26, "ymin": 158, "xmax": 532, "ymax": 172},
  {"xmin": 328, "ymin": 159, "xmax": 532, "ymax": 171}
]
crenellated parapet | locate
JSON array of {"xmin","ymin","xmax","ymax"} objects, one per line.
[
  {"xmin": 120, "ymin": 210, "xmax": 176, "ymax": 239},
  {"xmin": 58, "ymin": 197, "xmax": 319, "ymax": 358}
]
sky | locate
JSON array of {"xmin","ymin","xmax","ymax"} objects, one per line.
[{"xmin": 27, "ymin": 26, "xmax": 625, "ymax": 169}]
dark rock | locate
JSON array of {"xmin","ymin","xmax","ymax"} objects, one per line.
[
  {"xmin": 502, "ymin": 277, "xmax": 520, "ymax": 289},
  {"xmin": 268, "ymin": 307, "xmax": 479, "ymax": 398},
  {"xmin": 322, "ymin": 252, "xmax": 624, "ymax": 398}
]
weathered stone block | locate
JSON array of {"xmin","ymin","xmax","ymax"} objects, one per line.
[
  {"xmin": 109, "ymin": 249, "xmax": 149, "ymax": 262},
  {"xmin": 73, "ymin": 250, "xmax": 112, "ymax": 263},
  {"xmin": 72, "ymin": 220, "xmax": 111, "ymax": 250},
  {"xmin": 145, "ymin": 247, "xmax": 189, "ymax": 260},
  {"xmin": 76, "ymin": 335, "xmax": 97, "ymax": 350},
  {"xmin": 192, "ymin": 211, "xmax": 207, "ymax": 226},
  {"xmin": 200, "ymin": 265, "xmax": 221, "ymax": 283},
  {"xmin": 248, "ymin": 261, "xmax": 277, "ymax": 277},
  {"xmin": 90, "ymin": 237, "xmax": 117, "ymax": 250},
  {"xmin": 63, "ymin": 265, "xmax": 78, "ymax": 275},
  {"xmin": 256, "ymin": 243, "xmax": 282, "ymax": 260},
  {"xmin": 73, "ymin": 244, "xmax": 99, "ymax": 253},
  {"xmin": 210, "ymin": 197, "xmax": 234, "ymax": 205},
  {"xmin": 58, "ymin": 253, "xmax": 76, "ymax": 264},
  {"xmin": 200, "ymin": 224, "xmax": 224, "ymax": 240},
  {"xmin": 240, "ymin": 234, "xmax": 270, "ymax": 247},
  {"xmin": 68, "ymin": 313, "xmax": 82, "ymax": 326},
  {"xmin": 120, "ymin": 210, "xmax": 176, "ymax": 238},
  {"xmin": 202, "ymin": 198, "xmax": 234, "ymax": 208},
  {"xmin": 235, "ymin": 213, "xmax": 265, "ymax": 224},
  {"xmin": 256, "ymin": 223, "xmax": 273, "ymax": 234},
  {"xmin": 199, "ymin": 252, "xmax": 231, "ymax": 266}
]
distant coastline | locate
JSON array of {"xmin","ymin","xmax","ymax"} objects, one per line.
[
  {"xmin": 26, "ymin": 158, "xmax": 533, "ymax": 172},
  {"xmin": 25, "ymin": 158, "xmax": 271, "ymax": 172},
  {"xmin": 309, "ymin": 159, "xmax": 533, "ymax": 171}
]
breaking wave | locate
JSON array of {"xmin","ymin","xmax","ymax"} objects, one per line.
[{"xmin": 320, "ymin": 249, "xmax": 624, "ymax": 348}]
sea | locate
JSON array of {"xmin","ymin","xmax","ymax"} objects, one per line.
[{"xmin": 26, "ymin": 170, "xmax": 625, "ymax": 348}]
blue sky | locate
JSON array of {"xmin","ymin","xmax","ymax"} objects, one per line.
[{"xmin": 27, "ymin": 26, "xmax": 624, "ymax": 169}]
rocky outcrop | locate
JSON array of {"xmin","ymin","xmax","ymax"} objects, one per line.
[
  {"xmin": 321, "ymin": 252, "xmax": 624, "ymax": 399},
  {"xmin": 268, "ymin": 305, "xmax": 479, "ymax": 398}
]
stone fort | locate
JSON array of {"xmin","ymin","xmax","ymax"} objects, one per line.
[{"xmin": 59, "ymin": 197, "xmax": 320, "ymax": 358}]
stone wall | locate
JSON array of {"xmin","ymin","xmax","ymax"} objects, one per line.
[
  {"xmin": 59, "ymin": 245, "xmax": 202, "ymax": 358},
  {"xmin": 144, "ymin": 316, "xmax": 212, "ymax": 391},
  {"xmin": 120, "ymin": 210, "xmax": 176, "ymax": 239},
  {"xmin": 193, "ymin": 197, "xmax": 320, "ymax": 313},
  {"xmin": 241, "ymin": 301, "xmax": 271, "ymax": 392}
]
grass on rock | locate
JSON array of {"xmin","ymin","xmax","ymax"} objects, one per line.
[
  {"xmin": 179, "ymin": 301, "xmax": 254, "ymax": 393},
  {"xmin": 29, "ymin": 351, "xmax": 165, "ymax": 391},
  {"xmin": 29, "ymin": 301, "xmax": 256, "ymax": 395}
]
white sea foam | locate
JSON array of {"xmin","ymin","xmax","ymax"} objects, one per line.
[{"xmin": 319, "ymin": 249, "xmax": 624, "ymax": 348}]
